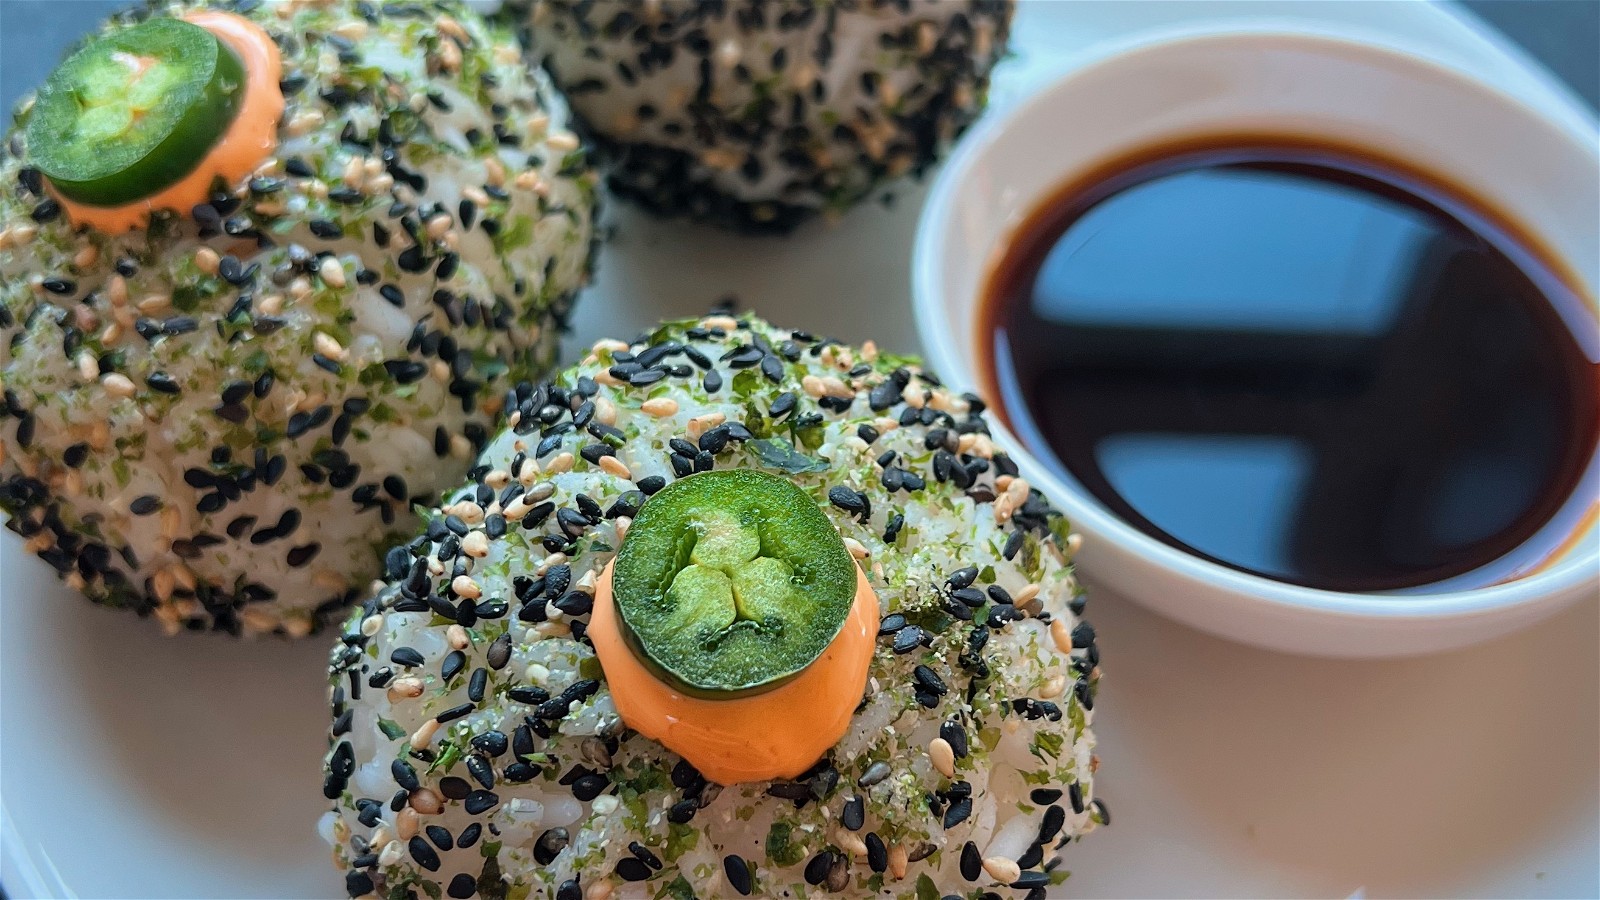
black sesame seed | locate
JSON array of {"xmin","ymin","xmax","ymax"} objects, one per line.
[
  {"xmin": 941, "ymin": 721, "xmax": 969, "ymax": 758},
  {"xmin": 1013, "ymin": 871, "xmax": 1052, "ymax": 890},
  {"xmin": 463, "ymin": 790, "xmax": 499, "ymax": 814},
  {"xmin": 30, "ymin": 198, "xmax": 61, "ymax": 223},
  {"xmin": 441, "ymin": 650, "xmax": 466, "ymax": 681},
  {"xmin": 429, "ymin": 777, "xmax": 467, "ymax": 803},
  {"xmin": 130, "ymin": 495, "xmax": 162, "ymax": 515},
  {"xmin": 390, "ymin": 752, "xmax": 422, "ymax": 787},
  {"xmin": 1018, "ymin": 842, "xmax": 1045, "ymax": 871},
  {"xmin": 466, "ymin": 754, "xmax": 495, "ymax": 791},
  {"xmin": 467, "ymin": 729, "xmax": 508, "ymax": 759},
  {"xmin": 950, "ymin": 587, "xmax": 985, "ymax": 608},
  {"xmin": 615, "ymin": 857, "xmax": 651, "ymax": 882},
  {"xmin": 865, "ymin": 832, "xmax": 888, "ymax": 872},
  {"xmin": 827, "ymin": 485, "xmax": 866, "ymax": 514},
  {"xmin": 571, "ymin": 773, "xmax": 608, "ymax": 801},
  {"xmin": 1068, "ymin": 781, "xmax": 1085, "ymax": 814},
  {"xmin": 913, "ymin": 665, "xmax": 948, "ymax": 695},
  {"xmin": 145, "ymin": 372, "xmax": 181, "ymax": 394},
  {"xmin": 947, "ymin": 566, "xmax": 978, "ymax": 589},
  {"xmin": 943, "ymin": 795, "xmax": 973, "ymax": 828},
  {"xmin": 446, "ymin": 873, "xmax": 477, "ymax": 899},
  {"xmin": 630, "ymin": 841, "xmax": 663, "ymax": 870},
  {"xmin": 667, "ymin": 798, "xmax": 698, "ymax": 824},
  {"xmin": 724, "ymin": 855, "xmax": 753, "ymax": 896},
  {"xmin": 1030, "ymin": 788, "xmax": 1063, "ymax": 805},
  {"xmin": 892, "ymin": 625, "xmax": 924, "ymax": 654},
  {"xmin": 407, "ymin": 836, "xmax": 440, "ymax": 871},
  {"xmin": 960, "ymin": 840, "xmax": 982, "ymax": 881},
  {"xmin": 803, "ymin": 851, "xmax": 833, "ymax": 886},
  {"xmin": 390, "ymin": 647, "xmax": 425, "ymax": 668},
  {"xmin": 858, "ymin": 761, "xmax": 892, "ymax": 786}
]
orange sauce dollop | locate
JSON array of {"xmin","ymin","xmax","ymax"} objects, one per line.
[
  {"xmin": 589, "ymin": 561, "xmax": 879, "ymax": 785},
  {"xmin": 54, "ymin": 11, "xmax": 283, "ymax": 233}
]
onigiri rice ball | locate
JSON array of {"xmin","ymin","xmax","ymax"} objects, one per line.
[
  {"xmin": 523, "ymin": 0, "xmax": 1015, "ymax": 232},
  {"xmin": 320, "ymin": 313, "xmax": 1104, "ymax": 899},
  {"xmin": 0, "ymin": 0, "xmax": 600, "ymax": 636}
]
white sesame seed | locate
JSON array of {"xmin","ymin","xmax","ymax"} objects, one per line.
[
  {"xmin": 410, "ymin": 719, "xmax": 440, "ymax": 748},
  {"xmin": 982, "ymin": 857, "xmax": 1021, "ymax": 885},
  {"xmin": 395, "ymin": 807, "xmax": 419, "ymax": 841},
  {"xmin": 640, "ymin": 398, "xmax": 678, "ymax": 418},
  {"xmin": 599, "ymin": 456, "xmax": 632, "ymax": 479},
  {"xmin": 687, "ymin": 412, "xmax": 725, "ymax": 440},
  {"xmin": 833, "ymin": 826, "xmax": 868, "ymax": 858},
  {"xmin": 343, "ymin": 155, "xmax": 366, "ymax": 189},
  {"xmin": 101, "ymin": 373, "xmax": 135, "ymax": 398},
  {"xmin": 318, "ymin": 256, "xmax": 347, "ymax": 289},
  {"xmin": 1040, "ymin": 674, "xmax": 1067, "ymax": 699},
  {"xmin": 888, "ymin": 844, "xmax": 908, "ymax": 880},
  {"xmin": 400, "ymin": 791, "xmax": 441, "ymax": 824},
  {"xmin": 461, "ymin": 530, "xmax": 490, "ymax": 558},
  {"xmin": 451, "ymin": 575, "xmax": 483, "ymax": 600},
  {"xmin": 929, "ymin": 737, "xmax": 956, "ymax": 779},
  {"xmin": 1051, "ymin": 618, "xmax": 1073, "ymax": 654},
  {"xmin": 313, "ymin": 331, "xmax": 346, "ymax": 360},
  {"xmin": 387, "ymin": 677, "xmax": 425, "ymax": 703}
]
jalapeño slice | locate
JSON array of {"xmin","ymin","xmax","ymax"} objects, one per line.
[
  {"xmin": 24, "ymin": 17, "xmax": 246, "ymax": 207},
  {"xmin": 611, "ymin": 469, "xmax": 859, "ymax": 697}
]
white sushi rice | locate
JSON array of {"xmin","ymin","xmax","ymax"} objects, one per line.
[
  {"xmin": 323, "ymin": 314, "xmax": 1104, "ymax": 899},
  {"xmin": 0, "ymin": 0, "xmax": 599, "ymax": 635},
  {"xmin": 522, "ymin": 0, "xmax": 1015, "ymax": 231}
]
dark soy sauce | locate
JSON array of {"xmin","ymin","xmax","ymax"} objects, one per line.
[{"xmin": 983, "ymin": 138, "xmax": 1599, "ymax": 593}]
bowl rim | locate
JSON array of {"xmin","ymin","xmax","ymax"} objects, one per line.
[{"xmin": 912, "ymin": 26, "xmax": 1600, "ymax": 623}]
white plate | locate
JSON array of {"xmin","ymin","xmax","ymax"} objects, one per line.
[{"xmin": 3, "ymin": 2, "xmax": 1596, "ymax": 897}]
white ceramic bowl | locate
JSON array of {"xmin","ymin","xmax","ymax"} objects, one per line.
[{"xmin": 913, "ymin": 28, "xmax": 1599, "ymax": 657}]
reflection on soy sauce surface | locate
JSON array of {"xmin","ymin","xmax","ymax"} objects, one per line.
[{"xmin": 985, "ymin": 139, "xmax": 1599, "ymax": 593}]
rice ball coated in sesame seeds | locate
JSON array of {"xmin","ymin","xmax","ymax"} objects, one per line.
[
  {"xmin": 0, "ymin": 0, "xmax": 600, "ymax": 637},
  {"xmin": 521, "ymin": 0, "xmax": 1015, "ymax": 232},
  {"xmin": 321, "ymin": 314, "xmax": 1104, "ymax": 899}
]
